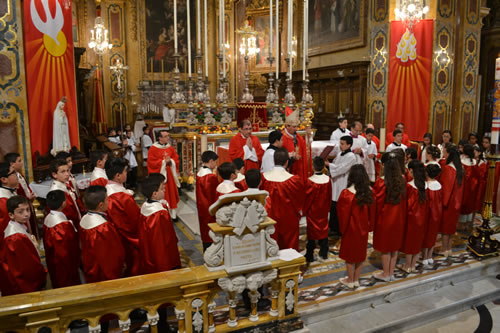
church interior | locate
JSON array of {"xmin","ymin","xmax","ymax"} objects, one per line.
[{"xmin": 1, "ymin": 0, "xmax": 500, "ymax": 332}]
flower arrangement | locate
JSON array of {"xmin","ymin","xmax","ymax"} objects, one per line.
[
  {"xmin": 198, "ymin": 125, "xmax": 235, "ymax": 134},
  {"xmin": 273, "ymin": 123, "xmax": 306, "ymax": 131},
  {"xmin": 196, "ymin": 111, "xmax": 222, "ymax": 122}
]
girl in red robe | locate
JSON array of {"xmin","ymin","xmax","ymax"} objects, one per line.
[
  {"xmin": 400, "ymin": 160, "xmax": 428, "ymax": 273},
  {"xmin": 422, "ymin": 164, "xmax": 442, "ymax": 266},
  {"xmin": 439, "ymin": 145, "xmax": 464, "ymax": 257},
  {"xmin": 43, "ymin": 190, "xmax": 81, "ymax": 288},
  {"xmin": 337, "ymin": 165, "xmax": 375, "ymax": 289},
  {"xmin": 373, "ymin": 152, "xmax": 407, "ymax": 282},
  {"xmin": 474, "ymin": 146, "xmax": 487, "ymax": 214},
  {"xmin": 459, "ymin": 144, "xmax": 479, "ymax": 232},
  {"xmin": 139, "ymin": 174, "xmax": 181, "ymax": 274}
]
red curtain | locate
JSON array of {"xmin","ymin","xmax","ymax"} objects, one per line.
[
  {"xmin": 388, "ymin": 20, "xmax": 434, "ymax": 141},
  {"xmin": 93, "ymin": 67, "xmax": 107, "ymax": 135},
  {"xmin": 237, "ymin": 103, "xmax": 268, "ymax": 131},
  {"xmin": 24, "ymin": 0, "xmax": 79, "ymax": 157}
]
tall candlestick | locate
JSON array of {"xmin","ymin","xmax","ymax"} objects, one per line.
[
  {"xmin": 204, "ymin": 0, "xmax": 208, "ymax": 77},
  {"xmin": 222, "ymin": 0, "xmax": 226, "ymax": 78},
  {"xmin": 276, "ymin": 0, "xmax": 279, "ymax": 77},
  {"xmin": 196, "ymin": 0, "xmax": 201, "ymax": 51},
  {"xmin": 270, "ymin": 0, "xmax": 273, "ymax": 59},
  {"xmin": 303, "ymin": 0, "xmax": 307, "ymax": 81},
  {"xmin": 187, "ymin": 0, "xmax": 192, "ymax": 77},
  {"xmin": 219, "ymin": 0, "xmax": 223, "ymax": 78},
  {"xmin": 174, "ymin": 0, "xmax": 178, "ymax": 52},
  {"xmin": 288, "ymin": 0, "xmax": 293, "ymax": 80}
]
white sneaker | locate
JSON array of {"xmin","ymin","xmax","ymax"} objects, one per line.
[
  {"xmin": 428, "ymin": 258, "xmax": 434, "ymax": 265},
  {"xmin": 422, "ymin": 259, "xmax": 428, "ymax": 265}
]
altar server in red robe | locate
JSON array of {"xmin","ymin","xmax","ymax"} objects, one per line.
[
  {"xmin": 474, "ymin": 146, "xmax": 487, "ymax": 213},
  {"xmin": 49, "ymin": 159, "xmax": 82, "ymax": 228},
  {"xmin": 337, "ymin": 165, "xmax": 375, "ymax": 289},
  {"xmin": 304, "ymin": 157, "xmax": 332, "ymax": 263},
  {"xmin": 232, "ymin": 158, "xmax": 248, "ymax": 191},
  {"xmin": 43, "ymin": 190, "xmax": 80, "ymax": 288},
  {"xmin": 216, "ymin": 162, "xmax": 241, "ymax": 198},
  {"xmin": 139, "ymin": 174, "xmax": 181, "ymax": 274},
  {"xmin": 372, "ymin": 152, "xmax": 407, "ymax": 282},
  {"xmin": 0, "ymin": 196, "xmax": 46, "ymax": 296},
  {"xmin": 196, "ymin": 151, "xmax": 220, "ymax": 251},
  {"xmin": 400, "ymin": 160, "xmax": 428, "ymax": 273},
  {"xmin": 281, "ymin": 109, "xmax": 312, "ymax": 182},
  {"xmin": 0, "ymin": 162, "xmax": 18, "ymax": 240},
  {"xmin": 228, "ymin": 120, "xmax": 265, "ymax": 170},
  {"xmin": 261, "ymin": 148, "xmax": 304, "ymax": 250},
  {"xmin": 5, "ymin": 153, "xmax": 39, "ymax": 238},
  {"xmin": 147, "ymin": 129, "xmax": 181, "ymax": 219},
  {"xmin": 105, "ymin": 157, "xmax": 141, "ymax": 276},
  {"xmin": 55, "ymin": 152, "xmax": 83, "ymax": 210},
  {"xmin": 422, "ymin": 164, "xmax": 442, "ymax": 266},
  {"xmin": 385, "ymin": 122, "xmax": 411, "ymax": 147},
  {"xmin": 80, "ymin": 186, "xmax": 126, "ymax": 283},
  {"xmin": 439, "ymin": 145, "xmax": 464, "ymax": 257},
  {"xmin": 459, "ymin": 144, "xmax": 479, "ymax": 232},
  {"xmin": 90, "ymin": 150, "xmax": 109, "ymax": 187}
]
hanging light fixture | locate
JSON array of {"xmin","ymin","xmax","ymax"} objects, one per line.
[
  {"xmin": 394, "ymin": 0, "xmax": 429, "ymax": 30},
  {"xmin": 88, "ymin": 16, "xmax": 112, "ymax": 55},
  {"xmin": 237, "ymin": 20, "xmax": 260, "ymax": 103}
]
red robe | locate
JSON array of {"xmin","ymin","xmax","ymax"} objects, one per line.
[
  {"xmin": 68, "ymin": 174, "xmax": 86, "ymax": 214},
  {"xmin": 106, "ymin": 182, "xmax": 141, "ymax": 276},
  {"xmin": 261, "ymin": 167, "xmax": 304, "ymax": 250},
  {"xmin": 234, "ymin": 173, "xmax": 248, "ymax": 192},
  {"xmin": 282, "ymin": 129, "xmax": 311, "ymax": 182},
  {"xmin": 139, "ymin": 201, "xmax": 181, "ymax": 274},
  {"xmin": 475, "ymin": 161, "xmax": 488, "ymax": 212},
  {"xmin": 90, "ymin": 167, "xmax": 108, "ymax": 187},
  {"xmin": 196, "ymin": 168, "xmax": 220, "ymax": 243},
  {"xmin": 228, "ymin": 133, "xmax": 265, "ymax": 170},
  {"xmin": 0, "ymin": 187, "xmax": 14, "ymax": 243},
  {"xmin": 373, "ymin": 177, "xmax": 407, "ymax": 253},
  {"xmin": 338, "ymin": 188, "xmax": 375, "ymax": 263},
  {"xmin": 79, "ymin": 212, "xmax": 126, "ymax": 283},
  {"xmin": 400, "ymin": 183, "xmax": 428, "ymax": 255},
  {"xmin": 422, "ymin": 181, "xmax": 443, "ymax": 248},
  {"xmin": 386, "ymin": 132, "xmax": 411, "ymax": 147},
  {"xmin": 461, "ymin": 159, "xmax": 479, "ymax": 215},
  {"xmin": 303, "ymin": 174, "xmax": 332, "ymax": 240},
  {"xmin": 15, "ymin": 172, "xmax": 39, "ymax": 239},
  {"xmin": 43, "ymin": 211, "xmax": 80, "ymax": 288},
  {"xmin": 440, "ymin": 164, "xmax": 464, "ymax": 235},
  {"xmin": 147, "ymin": 143, "xmax": 180, "ymax": 209},
  {"xmin": 0, "ymin": 221, "xmax": 46, "ymax": 296},
  {"xmin": 216, "ymin": 181, "xmax": 241, "ymax": 199},
  {"xmin": 50, "ymin": 180, "xmax": 82, "ymax": 228}
]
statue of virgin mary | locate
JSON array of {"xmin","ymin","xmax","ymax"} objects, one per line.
[{"xmin": 51, "ymin": 96, "xmax": 71, "ymax": 156}]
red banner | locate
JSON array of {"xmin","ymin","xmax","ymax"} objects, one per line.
[
  {"xmin": 24, "ymin": 0, "xmax": 79, "ymax": 157},
  {"xmin": 237, "ymin": 103, "xmax": 268, "ymax": 131},
  {"xmin": 388, "ymin": 20, "xmax": 433, "ymax": 141}
]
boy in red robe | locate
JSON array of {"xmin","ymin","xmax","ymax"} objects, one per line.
[
  {"xmin": 49, "ymin": 159, "xmax": 82, "ymax": 228},
  {"xmin": 0, "ymin": 196, "xmax": 46, "ymax": 296},
  {"xmin": 139, "ymin": 173, "xmax": 181, "ymax": 274},
  {"xmin": 55, "ymin": 152, "xmax": 83, "ymax": 208},
  {"xmin": 80, "ymin": 185, "xmax": 126, "ymax": 283},
  {"xmin": 43, "ymin": 190, "xmax": 81, "ymax": 288},
  {"xmin": 196, "ymin": 151, "xmax": 220, "ymax": 251},
  {"xmin": 0, "ymin": 162, "xmax": 18, "ymax": 239},
  {"xmin": 90, "ymin": 150, "xmax": 109, "ymax": 187},
  {"xmin": 304, "ymin": 157, "xmax": 332, "ymax": 263},
  {"xmin": 422, "ymin": 164, "xmax": 442, "ymax": 266},
  {"xmin": 281, "ymin": 109, "xmax": 312, "ymax": 182},
  {"xmin": 105, "ymin": 157, "xmax": 141, "ymax": 276},
  {"xmin": 147, "ymin": 129, "xmax": 180, "ymax": 220},
  {"xmin": 261, "ymin": 148, "xmax": 304, "ymax": 250},
  {"xmin": 233, "ymin": 158, "xmax": 248, "ymax": 191},
  {"xmin": 216, "ymin": 162, "xmax": 241, "ymax": 198},
  {"xmin": 228, "ymin": 120, "xmax": 265, "ymax": 170}
]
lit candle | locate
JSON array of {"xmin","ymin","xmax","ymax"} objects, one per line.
[
  {"xmin": 379, "ymin": 128, "xmax": 386, "ymax": 152},
  {"xmin": 187, "ymin": 0, "xmax": 192, "ymax": 77},
  {"xmin": 303, "ymin": 0, "xmax": 307, "ymax": 81},
  {"xmin": 222, "ymin": 0, "xmax": 226, "ymax": 78},
  {"xmin": 270, "ymin": 0, "xmax": 273, "ymax": 59},
  {"xmin": 276, "ymin": 0, "xmax": 279, "ymax": 77},
  {"xmin": 204, "ymin": 0, "xmax": 208, "ymax": 78},
  {"xmin": 174, "ymin": 0, "xmax": 178, "ymax": 53},
  {"xmin": 193, "ymin": 136, "xmax": 197, "ymax": 170}
]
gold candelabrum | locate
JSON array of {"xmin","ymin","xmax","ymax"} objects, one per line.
[{"xmin": 467, "ymin": 154, "xmax": 500, "ymax": 257}]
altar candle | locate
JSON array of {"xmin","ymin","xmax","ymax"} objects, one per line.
[
  {"xmin": 193, "ymin": 135, "xmax": 197, "ymax": 170},
  {"xmin": 196, "ymin": 0, "xmax": 201, "ymax": 51},
  {"xmin": 174, "ymin": 0, "xmax": 178, "ymax": 53},
  {"xmin": 276, "ymin": 0, "xmax": 279, "ymax": 77},
  {"xmin": 379, "ymin": 128, "xmax": 386, "ymax": 152},
  {"xmin": 270, "ymin": 0, "xmax": 273, "ymax": 59},
  {"xmin": 222, "ymin": 0, "xmax": 226, "ymax": 78},
  {"xmin": 204, "ymin": 0, "xmax": 208, "ymax": 77},
  {"xmin": 288, "ymin": 0, "xmax": 293, "ymax": 80},
  {"xmin": 187, "ymin": 0, "xmax": 192, "ymax": 77},
  {"xmin": 303, "ymin": 0, "xmax": 307, "ymax": 81},
  {"xmin": 201, "ymin": 134, "xmax": 208, "ymax": 152}
]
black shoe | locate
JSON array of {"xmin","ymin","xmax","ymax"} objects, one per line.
[{"xmin": 172, "ymin": 217, "xmax": 179, "ymax": 222}]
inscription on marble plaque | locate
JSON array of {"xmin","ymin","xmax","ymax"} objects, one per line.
[{"xmin": 229, "ymin": 233, "xmax": 261, "ymax": 266}]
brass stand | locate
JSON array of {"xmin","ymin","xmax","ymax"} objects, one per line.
[{"xmin": 467, "ymin": 155, "xmax": 500, "ymax": 257}]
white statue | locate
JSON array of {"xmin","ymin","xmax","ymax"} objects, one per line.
[
  {"xmin": 51, "ymin": 96, "xmax": 71, "ymax": 156},
  {"xmin": 220, "ymin": 110, "xmax": 232, "ymax": 125},
  {"xmin": 162, "ymin": 105, "xmax": 176, "ymax": 126},
  {"xmin": 204, "ymin": 112, "xmax": 216, "ymax": 125}
]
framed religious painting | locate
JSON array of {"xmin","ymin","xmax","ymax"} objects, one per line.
[
  {"xmin": 246, "ymin": 10, "xmax": 278, "ymax": 73},
  {"xmin": 308, "ymin": 0, "xmax": 366, "ymax": 56},
  {"xmin": 138, "ymin": 0, "xmax": 197, "ymax": 78}
]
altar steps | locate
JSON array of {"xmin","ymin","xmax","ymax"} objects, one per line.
[{"xmin": 300, "ymin": 256, "xmax": 500, "ymax": 333}]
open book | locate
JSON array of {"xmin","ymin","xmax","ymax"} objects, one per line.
[{"xmin": 319, "ymin": 145, "xmax": 335, "ymax": 160}]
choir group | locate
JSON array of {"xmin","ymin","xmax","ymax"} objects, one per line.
[{"xmin": 0, "ymin": 117, "xmax": 490, "ymax": 297}]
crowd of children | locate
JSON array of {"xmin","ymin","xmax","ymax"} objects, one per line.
[{"xmin": 0, "ymin": 121, "xmax": 492, "ymax": 297}]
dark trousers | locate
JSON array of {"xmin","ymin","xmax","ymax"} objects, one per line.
[
  {"xmin": 127, "ymin": 167, "xmax": 137, "ymax": 188},
  {"xmin": 305, "ymin": 238, "xmax": 329, "ymax": 262},
  {"xmin": 329, "ymin": 201, "xmax": 341, "ymax": 235}
]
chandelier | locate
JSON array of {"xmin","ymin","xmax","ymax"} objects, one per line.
[
  {"xmin": 88, "ymin": 16, "xmax": 112, "ymax": 55},
  {"xmin": 394, "ymin": 0, "xmax": 429, "ymax": 30},
  {"xmin": 237, "ymin": 20, "xmax": 260, "ymax": 103}
]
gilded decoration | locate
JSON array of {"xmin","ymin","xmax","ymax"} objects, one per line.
[
  {"xmin": 370, "ymin": 28, "xmax": 387, "ymax": 93},
  {"xmin": 466, "ymin": 0, "xmax": 479, "ymax": 25},
  {"xmin": 434, "ymin": 25, "xmax": 452, "ymax": 93},
  {"xmin": 127, "ymin": 0, "xmax": 137, "ymax": 41},
  {"xmin": 372, "ymin": 0, "xmax": 388, "ymax": 22},
  {"xmin": 107, "ymin": 4, "xmax": 124, "ymax": 47},
  {"xmin": 462, "ymin": 32, "xmax": 478, "ymax": 95},
  {"xmin": 110, "ymin": 53, "xmax": 126, "ymax": 97},
  {"xmin": 437, "ymin": 0, "xmax": 454, "ymax": 18}
]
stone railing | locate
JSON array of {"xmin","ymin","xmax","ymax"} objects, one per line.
[{"xmin": 0, "ymin": 254, "xmax": 304, "ymax": 333}]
